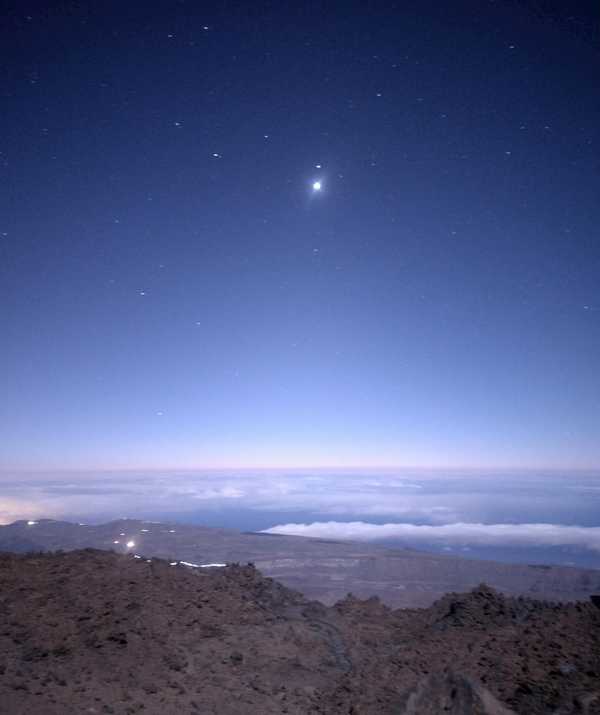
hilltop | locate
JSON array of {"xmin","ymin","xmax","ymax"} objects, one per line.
[{"xmin": 0, "ymin": 549, "xmax": 599, "ymax": 714}]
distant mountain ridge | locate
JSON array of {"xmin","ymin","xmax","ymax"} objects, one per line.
[{"xmin": 1, "ymin": 517, "xmax": 599, "ymax": 608}]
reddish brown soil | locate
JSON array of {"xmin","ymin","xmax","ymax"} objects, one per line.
[{"xmin": 0, "ymin": 550, "xmax": 599, "ymax": 714}]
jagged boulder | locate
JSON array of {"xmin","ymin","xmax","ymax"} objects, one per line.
[{"xmin": 397, "ymin": 672, "xmax": 516, "ymax": 715}]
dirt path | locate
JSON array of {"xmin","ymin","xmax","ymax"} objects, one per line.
[
  {"xmin": 279, "ymin": 604, "xmax": 353, "ymax": 673},
  {"xmin": 307, "ymin": 617, "xmax": 353, "ymax": 673}
]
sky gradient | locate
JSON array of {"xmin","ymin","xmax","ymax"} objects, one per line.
[{"xmin": 2, "ymin": 1, "xmax": 599, "ymax": 470}]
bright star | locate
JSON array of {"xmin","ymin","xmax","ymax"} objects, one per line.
[{"xmin": 312, "ymin": 180, "xmax": 322, "ymax": 191}]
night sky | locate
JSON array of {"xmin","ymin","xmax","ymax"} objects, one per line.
[{"xmin": 2, "ymin": 1, "xmax": 599, "ymax": 471}]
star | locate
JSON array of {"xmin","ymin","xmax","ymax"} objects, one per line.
[{"xmin": 312, "ymin": 180, "xmax": 322, "ymax": 192}]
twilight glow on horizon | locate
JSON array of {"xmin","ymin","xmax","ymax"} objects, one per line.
[{"xmin": 1, "ymin": 1, "xmax": 599, "ymax": 473}]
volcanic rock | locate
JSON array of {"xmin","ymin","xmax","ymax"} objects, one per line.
[
  {"xmin": 397, "ymin": 672, "xmax": 516, "ymax": 714},
  {"xmin": 1, "ymin": 549, "xmax": 599, "ymax": 714}
]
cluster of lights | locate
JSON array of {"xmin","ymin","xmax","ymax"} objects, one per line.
[{"xmin": 113, "ymin": 538, "xmax": 136, "ymax": 548}]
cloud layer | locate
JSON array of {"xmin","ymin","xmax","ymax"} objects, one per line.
[
  {"xmin": 261, "ymin": 521, "xmax": 600, "ymax": 552},
  {"xmin": 0, "ymin": 470, "xmax": 450, "ymax": 524}
]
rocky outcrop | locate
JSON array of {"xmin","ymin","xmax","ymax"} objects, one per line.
[
  {"xmin": 1, "ymin": 550, "xmax": 599, "ymax": 714},
  {"xmin": 398, "ymin": 672, "xmax": 516, "ymax": 714}
]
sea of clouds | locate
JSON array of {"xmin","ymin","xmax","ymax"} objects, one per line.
[
  {"xmin": 261, "ymin": 520, "xmax": 600, "ymax": 552},
  {"xmin": 1, "ymin": 469, "xmax": 599, "ymax": 564}
]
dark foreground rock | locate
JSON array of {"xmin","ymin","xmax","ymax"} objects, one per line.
[
  {"xmin": 0, "ymin": 550, "xmax": 599, "ymax": 714},
  {"xmin": 397, "ymin": 672, "xmax": 516, "ymax": 714}
]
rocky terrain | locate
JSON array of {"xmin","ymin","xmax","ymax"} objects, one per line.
[
  {"xmin": 0, "ymin": 549, "xmax": 599, "ymax": 714},
  {"xmin": 1, "ymin": 518, "xmax": 599, "ymax": 608}
]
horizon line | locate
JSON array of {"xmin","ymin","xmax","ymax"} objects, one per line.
[{"xmin": 1, "ymin": 463, "xmax": 599, "ymax": 475}]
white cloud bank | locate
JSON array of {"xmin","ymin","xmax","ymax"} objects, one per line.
[
  {"xmin": 261, "ymin": 521, "xmax": 600, "ymax": 552},
  {"xmin": 0, "ymin": 498, "xmax": 46, "ymax": 525}
]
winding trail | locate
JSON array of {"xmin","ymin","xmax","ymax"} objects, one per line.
[
  {"xmin": 307, "ymin": 617, "xmax": 353, "ymax": 673},
  {"xmin": 278, "ymin": 603, "xmax": 353, "ymax": 674}
]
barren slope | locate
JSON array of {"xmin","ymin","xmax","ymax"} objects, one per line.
[{"xmin": 0, "ymin": 549, "xmax": 599, "ymax": 714}]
